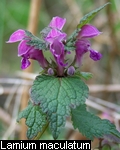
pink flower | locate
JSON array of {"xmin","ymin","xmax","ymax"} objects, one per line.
[
  {"xmin": 75, "ymin": 24, "xmax": 102, "ymax": 67},
  {"xmin": 7, "ymin": 29, "xmax": 48, "ymax": 69},
  {"xmin": 45, "ymin": 17, "xmax": 67, "ymax": 67},
  {"xmin": 45, "ymin": 28, "xmax": 67, "ymax": 66},
  {"xmin": 45, "ymin": 16, "xmax": 68, "ymax": 76},
  {"xmin": 48, "ymin": 16, "xmax": 66, "ymax": 30}
]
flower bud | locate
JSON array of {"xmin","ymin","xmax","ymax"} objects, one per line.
[
  {"xmin": 47, "ymin": 68, "xmax": 54, "ymax": 75},
  {"xmin": 67, "ymin": 66, "xmax": 75, "ymax": 76}
]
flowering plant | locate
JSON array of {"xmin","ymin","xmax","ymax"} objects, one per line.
[{"xmin": 7, "ymin": 2, "xmax": 120, "ymax": 145}]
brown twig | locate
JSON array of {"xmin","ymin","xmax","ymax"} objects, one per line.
[
  {"xmin": 20, "ymin": 0, "xmax": 42, "ymax": 140},
  {"xmin": 106, "ymin": 0, "xmax": 119, "ymax": 57},
  {"xmin": 0, "ymin": 107, "xmax": 20, "ymax": 132}
]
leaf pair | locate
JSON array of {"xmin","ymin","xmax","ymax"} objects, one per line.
[
  {"xmin": 17, "ymin": 75, "xmax": 120, "ymax": 142},
  {"xmin": 30, "ymin": 75, "xmax": 88, "ymax": 139},
  {"xmin": 17, "ymin": 75, "xmax": 88, "ymax": 139}
]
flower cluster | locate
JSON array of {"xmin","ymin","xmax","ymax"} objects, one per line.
[
  {"xmin": 7, "ymin": 16, "xmax": 102, "ymax": 76},
  {"xmin": 6, "ymin": 29, "xmax": 48, "ymax": 70}
]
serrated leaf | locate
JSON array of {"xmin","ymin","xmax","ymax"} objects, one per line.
[
  {"xmin": 25, "ymin": 30, "xmax": 34, "ymax": 38},
  {"xmin": 30, "ymin": 75, "xmax": 89, "ymax": 139},
  {"xmin": 67, "ymin": 29, "xmax": 80, "ymax": 42},
  {"xmin": 17, "ymin": 101, "xmax": 47, "ymax": 139},
  {"xmin": 71, "ymin": 104, "xmax": 120, "ymax": 141},
  {"xmin": 103, "ymin": 134, "xmax": 120, "ymax": 144},
  {"xmin": 65, "ymin": 41, "xmax": 76, "ymax": 51},
  {"xmin": 76, "ymin": 72, "xmax": 93, "ymax": 80},
  {"xmin": 65, "ymin": 3, "xmax": 110, "ymax": 51},
  {"xmin": 24, "ymin": 30, "xmax": 47, "ymax": 50},
  {"xmin": 40, "ymin": 27, "xmax": 51, "ymax": 39},
  {"xmin": 77, "ymin": 3, "xmax": 110, "ymax": 28},
  {"xmin": 27, "ymin": 38, "xmax": 47, "ymax": 50}
]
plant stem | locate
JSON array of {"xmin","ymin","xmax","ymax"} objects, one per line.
[{"xmin": 57, "ymin": 64, "xmax": 64, "ymax": 77}]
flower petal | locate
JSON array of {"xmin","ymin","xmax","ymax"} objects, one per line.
[
  {"xmin": 26, "ymin": 48, "xmax": 48, "ymax": 68},
  {"xmin": 45, "ymin": 29, "xmax": 66, "ymax": 43},
  {"xmin": 50, "ymin": 39, "xmax": 63, "ymax": 56},
  {"xmin": 59, "ymin": 58, "xmax": 68, "ymax": 66},
  {"xmin": 6, "ymin": 29, "xmax": 25, "ymax": 43},
  {"xmin": 67, "ymin": 66, "xmax": 75, "ymax": 76},
  {"xmin": 49, "ymin": 16, "xmax": 66, "ymax": 30},
  {"xmin": 50, "ymin": 40, "xmax": 67, "ymax": 66},
  {"xmin": 79, "ymin": 24, "xmax": 102, "ymax": 38},
  {"xmin": 75, "ymin": 38, "xmax": 91, "ymax": 67},
  {"xmin": 21, "ymin": 58, "xmax": 30, "ymax": 69},
  {"xmin": 18, "ymin": 40, "xmax": 31, "ymax": 56},
  {"xmin": 90, "ymin": 49, "xmax": 102, "ymax": 61},
  {"xmin": 75, "ymin": 38, "xmax": 90, "ymax": 56}
]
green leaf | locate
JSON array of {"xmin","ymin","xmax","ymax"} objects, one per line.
[
  {"xmin": 25, "ymin": 30, "xmax": 47, "ymax": 50},
  {"xmin": 17, "ymin": 101, "xmax": 47, "ymax": 139},
  {"xmin": 30, "ymin": 75, "xmax": 89, "ymax": 139},
  {"xmin": 25, "ymin": 30, "xmax": 34, "ymax": 38},
  {"xmin": 77, "ymin": 3, "xmax": 110, "ymax": 28},
  {"xmin": 65, "ymin": 3, "xmax": 110, "ymax": 51},
  {"xmin": 66, "ymin": 29, "xmax": 79, "ymax": 43},
  {"xmin": 76, "ymin": 72, "xmax": 93, "ymax": 80},
  {"xmin": 27, "ymin": 38, "xmax": 47, "ymax": 50},
  {"xmin": 102, "ymin": 145, "xmax": 111, "ymax": 150},
  {"xmin": 65, "ymin": 40, "xmax": 76, "ymax": 51},
  {"xmin": 40, "ymin": 27, "xmax": 51, "ymax": 39},
  {"xmin": 71, "ymin": 104, "xmax": 120, "ymax": 141},
  {"xmin": 65, "ymin": 29, "xmax": 80, "ymax": 51},
  {"xmin": 64, "ymin": 45, "xmax": 75, "ymax": 51}
]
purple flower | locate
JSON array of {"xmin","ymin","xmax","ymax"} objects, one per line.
[
  {"xmin": 46, "ymin": 29, "xmax": 67, "ymax": 66},
  {"xmin": 48, "ymin": 16, "xmax": 66, "ymax": 30},
  {"xmin": 7, "ymin": 29, "xmax": 48, "ymax": 69},
  {"xmin": 45, "ymin": 17, "xmax": 67, "ymax": 67},
  {"xmin": 6, "ymin": 29, "xmax": 26, "ymax": 43},
  {"xmin": 47, "ymin": 68, "xmax": 54, "ymax": 75},
  {"xmin": 7, "ymin": 16, "xmax": 103, "ymax": 77},
  {"xmin": 75, "ymin": 24, "xmax": 102, "ymax": 67},
  {"xmin": 67, "ymin": 66, "xmax": 75, "ymax": 76}
]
